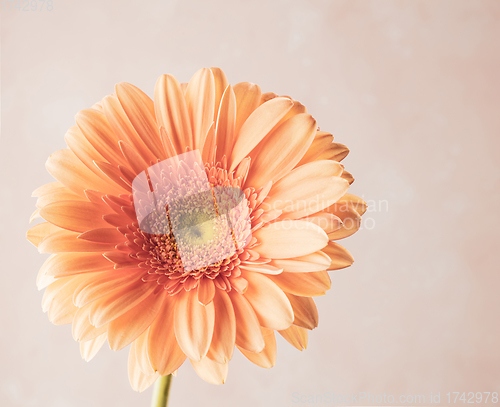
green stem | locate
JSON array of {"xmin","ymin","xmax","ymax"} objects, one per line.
[{"xmin": 151, "ymin": 375, "xmax": 173, "ymax": 407}]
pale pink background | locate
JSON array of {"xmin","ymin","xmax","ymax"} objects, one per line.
[{"xmin": 2, "ymin": 1, "xmax": 500, "ymax": 406}]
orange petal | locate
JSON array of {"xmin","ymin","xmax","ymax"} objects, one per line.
[
  {"xmin": 197, "ymin": 278, "xmax": 215, "ymax": 306},
  {"xmin": 337, "ymin": 193, "xmax": 367, "ymax": 216},
  {"xmin": 325, "ymin": 202, "xmax": 362, "ymax": 240},
  {"xmin": 241, "ymin": 271, "xmax": 293, "ymax": 330},
  {"xmin": 185, "ymin": 68, "xmax": 215, "ymax": 150},
  {"xmin": 148, "ymin": 295, "xmax": 187, "ymax": 375},
  {"xmin": 233, "ymin": 82, "xmax": 262, "ymax": 136},
  {"xmin": 75, "ymin": 108, "xmax": 125, "ymax": 167},
  {"xmin": 89, "ymin": 280, "xmax": 156, "ymax": 328},
  {"xmin": 301, "ymin": 212, "xmax": 343, "ymax": 234},
  {"xmin": 269, "ymin": 251, "xmax": 331, "ymax": 273},
  {"xmin": 102, "ymin": 95, "xmax": 156, "ymax": 163},
  {"xmin": 268, "ymin": 271, "xmax": 331, "ymax": 297},
  {"xmin": 42, "ymin": 252, "xmax": 113, "ymax": 278},
  {"xmin": 40, "ymin": 201, "xmax": 109, "ymax": 233},
  {"xmin": 32, "ymin": 181, "xmax": 65, "ymax": 198},
  {"xmin": 72, "ymin": 303, "xmax": 107, "ymax": 342},
  {"xmin": 190, "ymin": 357, "xmax": 228, "ymax": 385},
  {"xmin": 38, "ymin": 229, "xmax": 117, "ymax": 253},
  {"xmin": 27, "ymin": 222, "xmax": 61, "ymax": 247},
  {"xmin": 321, "ymin": 242, "xmax": 354, "ymax": 270},
  {"xmin": 36, "ymin": 186, "xmax": 85, "ymax": 209},
  {"xmin": 108, "ymin": 290, "xmax": 165, "ymax": 350},
  {"xmin": 210, "ymin": 67, "xmax": 229, "ymax": 122},
  {"xmin": 134, "ymin": 328, "xmax": 155, "ymax": 374},
  {"xmin": 77, "ymin": 228, "xmax": 125, "ymax": 244},
  {"xmin": 238, "ymin": 327, "xmax": 276, "ymax": 368},
  {"xmin": 46, "ymin": 149, "xmax": 125, "ymax": 197},
  {"xmin": 295, "ymin": 131, "xmax": 334, "ymax": 167},
  {"xmin": 154, "ymin": 74, "xmax": 193, "ymax": 153},
  {"xmin": 278, "ymin": 325, "xmax": 308, "ymax": 350},
  {"xmin": 128, "ymin": 341, "xmax": 160, "ymax": 392},
  {"xmin": 115, "ymin": 82, "xmax": 164, "ymax": 159},
  {"xmin": 228, "ymin": 290, "xmax": 264, "ymax": 353},
  {"xmin": 315, "ymin": 142, "xmax": 350, "ymax": 162},
  {"xmin": 64, "ymin": 125, "xmax": 106, "ymax": 178},
  {"xmin": 214, "ymin": 84, "xmax": 236, "ymax": 163},
  {"xmin": 174, "ymin": 289, "xmax": 215, "ymax": 361},
  {"xmin": 230, "ymin": 97, "xmax": 292, "ymax": 171},
  {"xmin": 285, "ymin": 293, "xmax": 318, "ymax": 330},
  {"xmin": 206, "ymin": 289, "xmax": 235, "ymax": 363},
  {"xmin": 244, "ymin": 113, "xmax": 317, "ymax": 189},
  {"xmin": 80, "ymin": 333, "xmax": 107, "ymax": 362},
  {"xmin": 253, "ymin": 220, "xmax": 328, "ymax": 259}
]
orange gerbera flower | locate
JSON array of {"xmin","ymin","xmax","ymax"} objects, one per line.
[{"xmin": 27, "ymin": 67, "xmax": 366, "ymax": 391}]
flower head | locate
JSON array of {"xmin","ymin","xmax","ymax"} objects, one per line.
[{"xmin": 27, "ymin": 68, "xmax": 366, "ymax": 391}]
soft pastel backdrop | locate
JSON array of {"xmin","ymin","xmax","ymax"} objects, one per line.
[{"xmin": 2, "ymin": 0, "xmax": 500, "ymax": 406}]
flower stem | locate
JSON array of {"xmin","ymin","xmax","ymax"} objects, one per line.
[{"xmin": 151, "ymin": 375, "xmax": 173, "ymax": 407}]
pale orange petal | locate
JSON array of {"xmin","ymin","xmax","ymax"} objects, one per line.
[
  {"xmin": 325, "ymin": 202, "xmax": 362, "ymax": 240},
  {"xmin": 185, "ymin": 68, "xmax": 215, "ymax": 150},
  {"xmin": 154, "ymin": 74, "xmax": 193, "ymax": 153},
  {"xmin": 253, "ymin": 220, "xmax": 328, "ymax": 259},
  {"xmin": 285, "ymin": 293, "xmax": 318, "ymax": 330},
  {"xmin": 190, "ymin": 357, "xmax": 228, "ymax": 385},
  {"xmin": 241, "ymin": 271, "xmax": 293, "ymax": 330},
  {"xmin": 229, "ymin": 97, "xmax": 292, "ymax": 171},
  {"xmin": 238, "ymin": 327, "xmax": 276, "ymax": 368},
  {"xmin": 295, "ymin": 131, "xmax": 334, "ymax": 167},
  {"xmin": 269, "ymin": 251, "xmax": 331, "ymax": 273},
  {"xmin": 40, "ymin": 201, "xmax": 110, "ymax": 233},
  {"xmin": 228, "ymin": 290, "xmax": 265, "ymax": 353},
  {"xmin": 268, "ymin": 270, "xmax": 331, "ymax": 297},
  {"xmin": 27, "ymin": 222, "xmax": 61, "ymax": 247},
  {"xmin": 72, "ymin": 303, "xmax": 108, "ymax": 342},
  {"xmin": 38, "ymin": 229, "xmax": 117, "ymax": 253},
  {"xmin": 148, "ymin": 295, "xmax": 187, "ymax": 375},
  {"xmin": 80, "ymin": 333, "xmax": 107, "ymax": 362},
  {"xmin": 233, "ymin": 82, "xmax": 262, "ymax": 136},
  {"xmin": 214, "ymin": 84, "xmax": 236, "ymax": 163},
  {"xmin": 206, "ymin": 289, "xmax": 235, "ymax": 364},
  {"xmin": 197, "ymin": 278, "xmax": 215, "ymax": 306},
  {"xmin": 174, "ymin": 289, "xmax": 215, "ymax": 361},
  {"xmin": 128, "ymin": 341, "xmax": 160, "ymax": 392},
  {"xmin": 108, "ymin": 290, "xmax": 165, "ymax": 350},
  {"xmin": 278, "ymin": 325, "xmax": 308, "ymax": 350},
  {"xmin": 322, "ymin": 242, "xmax": 354, "ymax": 270}
]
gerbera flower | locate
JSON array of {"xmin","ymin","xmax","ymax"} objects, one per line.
[{"xmin": 27, "ymin": 67, "xmax": 365, "ymax": 391}]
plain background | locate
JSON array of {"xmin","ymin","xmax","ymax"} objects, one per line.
[{"xmin": 2, "ymin": 0, "xmax": 500, "ymax": 406}]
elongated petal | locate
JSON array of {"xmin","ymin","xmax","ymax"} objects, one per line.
[
  {"xmin": 77, "ymin": 228, "xmax": 125, "ymax": 244},
  {"xmin": 72, "ymin": 303, "xmax": 107, "ymax": 342},
  {"xmin": 241, "ymin": 271, "xmax": 293, "ymax": 330},
  {"xmin": 108, "ymin": 291, "xmax": 165, "ymax": 350},
  {"xmin": 206, "ymin": 289, "xmax": 235, "ymax": 363},
  {"xmin": 321, "ymin": 242, "xmax": 354, "ymax": 270},
  {"xmin": 296, "ymin": 131, "xmax": 334, "ymax": 167},
  {"xmin": 40, "ymin": 201, "xmax": 109, "ymax": 233},
  {"xmin": 102, "ymin": 95, "xmax": 156, "ymax": 163},
  {"xmin": 233, "ymin": 82, "xmax": 262, "ymax": 136},
  {"xmin": 268, "ymin": 271, "xmax": 331, "ymax": 297},
  {"xmin": 81, "ymin": 333, "xmax": 107, "ymax": 362},
  {"xmin": 128, "ymin": 341, "xmax": 159, "ymax": 392},
  {"xmin": 337, "ymin": 193, "xmax": 367, "ymax": 216},
  {"xmin": 38, "ymin": 229, "xmax": 117, "ymax": 253},
  {"xmin": 42, "ymin": 253, "xmax": 112, "ymax": 278},
  {"xmin": 174, "ymin": 289, "xmax": 215, "ymax": 361},
  {"xmin": 154, "ymin": 74, "xmax": 193, "ymax": 153},
  {"xmin": 197, "ymin": 278, "xmax": 215, "ymax": 306},
  {"xmin": 285, "ymin": 293, "xmax": 318, "ymax": 330},
  {"xmin": 238, "ymin": 328, "xmax": 276, "ymax": 368},
  {"xmin": 215, "ymin": 84, "xmax": 236, "ymax": 162},
  {"xmin": 253, "ymin": 220, "xmax": 328, "ymax": 259},
  {"xmin": 228, "ymin": 290, "xmax": 264, "ymax": 353},
  {"xmin": 244, "ymin": 113, "xmax": 317, "ymax": 189},
  {"xmin": 76, "ymin": 109, "xmax": 125, "ymax": 167},
  {"xmin": 278, "ymin": 325, "xmax": 308, "ymax": 350},
  {"xmin": 27, "ymin": 222, "xmax": 61, "ymax": 247},
  {"xmin": 64, "ymin": 125, "xmax": 106, "ymax": 178},
  {"xmin": 115, "ymin": 82, "xmax": 164, "ymax": 159},
  {"xmin": 325, "ymin": 202, "xmax": 362, "ymax": 240},
  {"xmin": 190, "ymin": 357, "xmax": 228, "ymax": 385},
  {"xmin": 46, "ymin": 149, "xmax": 125, "ymax": 197},
  {"xmin": 269, "ymin": 251, "xmax": 331, "ymax": 273},
  {"xmin": 36, "ymin": 186, "xmax": 85, "ymax": 209},
  {"xmin": 230, "ymin": 97, "xmax": 293, "ymax": 171},
  {"xmin": 148, "ymin": 295, "xmax": 187, "ymax": 375},
  {"xmin": 210, "ymin": 67, "xmax": 229, "ymax": 122},
  {"xmin": 185, "ymin": 68, "xmax": 215, "ymax": 150},
  {"xmin": 89, "ymin": 280, "xmax": 156, "ymax": 327}
]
